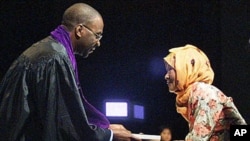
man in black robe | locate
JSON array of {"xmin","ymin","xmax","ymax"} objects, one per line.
[{"xmin": 0, "ymin": 3, "xmax": 140, "ymax": 141}]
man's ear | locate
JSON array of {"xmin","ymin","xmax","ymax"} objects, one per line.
[{"xmin": 75, "ymin": 24, "xmax": 83, "ymax": 38}]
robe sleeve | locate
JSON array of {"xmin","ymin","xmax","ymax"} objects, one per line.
[
  {"xmin": 0, "ymin": 44, "xmax": 112, "ymax": 140},
  {"xmin": 31, "ymin": 52, "xmax": 112, "ymax": 140},
  {"xmin": 0, "ymin": 58, "xmax": 31, "ymax": 140}
]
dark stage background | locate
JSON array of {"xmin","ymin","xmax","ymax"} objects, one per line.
[{"xmin": 1, "ymin": 0, "xmax": 249, "ymax": 139}]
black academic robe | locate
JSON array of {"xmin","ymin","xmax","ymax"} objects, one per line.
[{"xmin": 0, "ymin": 36, "xmax": 111, "ymax": 141}]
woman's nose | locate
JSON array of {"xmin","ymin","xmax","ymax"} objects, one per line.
[{"xmin": 164, "ymin": 73, "xmax": 169, "ymax": 80}]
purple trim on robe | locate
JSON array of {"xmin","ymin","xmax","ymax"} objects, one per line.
[{"xmin": 50, "ymin": 25, "xmax": 110, "ymax": 128}]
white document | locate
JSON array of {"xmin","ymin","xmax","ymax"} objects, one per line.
[{"xmin": 132, "ymin": 133, "xmax": 160, "ymax": 140}]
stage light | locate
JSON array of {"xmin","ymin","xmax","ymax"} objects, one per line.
[
  {"xmin": 105, "ymin": 100, "xmax": 128, "ymax": 117},
  {"xmin": 104, "ymin": 99, "xmax": 145, "ymax": 121},
  {"xmin": 133, "ymin": 104, "xmax": 144, "ymax": 120}
]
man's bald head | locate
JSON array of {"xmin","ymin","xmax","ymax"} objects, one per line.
[{"xmin": 62, "ymin": 3, "xmax": 102, "ymax": 31}]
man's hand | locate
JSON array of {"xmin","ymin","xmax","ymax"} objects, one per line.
[{"xmin": 109, "ymin": 124, "xmax": 141, "ymax": 141}]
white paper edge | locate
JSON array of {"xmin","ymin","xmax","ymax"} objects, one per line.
[{"xmin": 132, "ymin": 133, "xmax": 160, "ymax": 140}]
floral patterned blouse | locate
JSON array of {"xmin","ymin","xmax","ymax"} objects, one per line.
[{"xmin": 185, "ymin": 82, "xmax": 247, "ymax": 141}]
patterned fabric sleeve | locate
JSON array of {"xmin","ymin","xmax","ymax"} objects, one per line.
[{"xmin": 185, "ymin": 82, "xmax": 236, "ymax": 141}]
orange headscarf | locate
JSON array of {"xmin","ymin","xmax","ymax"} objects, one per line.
[{"xmin": 163, "ymin": 44, "xmax": 214, "ymax": 121}]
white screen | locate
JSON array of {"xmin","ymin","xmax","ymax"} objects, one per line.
[{"xmin": 105, "ymin": 102, "xmax": 128, "ymax": 117}]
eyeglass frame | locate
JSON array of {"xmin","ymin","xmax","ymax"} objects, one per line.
[{"xmin": 79, "ymin": 24, "xmax": 103, "ymax": 40}]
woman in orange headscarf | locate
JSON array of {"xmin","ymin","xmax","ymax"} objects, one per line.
[{"xmin": 163, "ymin": 44, "xmax": 246, "ymax": 141}]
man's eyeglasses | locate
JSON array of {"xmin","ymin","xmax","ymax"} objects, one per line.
[{"xmin": 80, "ymin": 24, "xmax": 102, "ymax": 40}]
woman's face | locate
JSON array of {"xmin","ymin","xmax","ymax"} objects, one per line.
[
  {"xmin": 160, "ymin": 128, "xmax": 172, "ymax": 141},
  {"xmin": 164, "ymin": 62, "xmax": 178, "ymax": 93}
]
